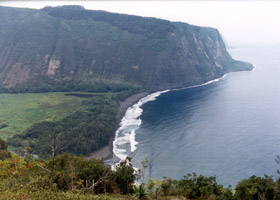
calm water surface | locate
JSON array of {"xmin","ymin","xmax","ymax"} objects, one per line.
[{"xmin": 129, "ymin": 45, "xmax": 280, "ymax": 186}]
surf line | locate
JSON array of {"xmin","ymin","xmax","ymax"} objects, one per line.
[
  {"xmin": 112, "ymin": 69, "xmax": 254, "ymax": 163},
  {"xmin": 112, "ymin": 90, "xmax": 169, "ymax": 161}
]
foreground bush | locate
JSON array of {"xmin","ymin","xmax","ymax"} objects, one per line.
[
  {"xmin": 0, "ymin": 137, "xmax": 11, "ymax": 160},
  {"xmin": 2, "ymin": 144, "xmax": 280, "ymax": 200},
  {"xmin": 114, "ymin": 157, "xmax": 136, "ymax": 194},
  {"xmin": 146, "ymin": 174, "xmax": 234, "ymax": 200},
  {"xmin": 0, "ymin": 189, "xmax": 136, "ymax": 200},
  {"xmin": 235, "ymin": 175, "xmax": 279, "ymax": 200},
  {"xmin": 47, "ymin": 153, "xmax": 118, "ymax": 193},
  {"xmin": 0, "ymin": 153, "xmax": 136, "ymax": 199}
]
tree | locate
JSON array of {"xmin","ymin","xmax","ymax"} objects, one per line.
[
  {"xmin": 235, "ymin": 175, "xmax": 276, "ymax": 200},
  {"xmin": 49, "ymin": 131, "xmax": 67, "ymax": 177},
  {"xmin": 161, "ymin": 177, "xmax": 173, "ymax": 197},
  {"xmin": 137, "ymin": 158, "xmax": 149, "ymax": 183},
  {"xmin": 146, "ymin": 178, "xmax": 162, "ymax": 200},
  {"xmin": 0, "ymin": 137, "xmax": 8, "ymax": 150},
  {"xmin": 114, "ymin": 157, "xmax": 136, "ymax": 194},
  {"xmin": 85, "ymin": 170, "xmax": 111, "ymax": 194},
  {"xmin": 0, "ymin": 137, "xmax": 11, "ymax": 160},
  {"xmin": 48, "ymin": 153, "xmax": 114, "ymax": 192},
  {"xmin": 177, "ymin": 173, "xmax": 233, "ymax": 199}
]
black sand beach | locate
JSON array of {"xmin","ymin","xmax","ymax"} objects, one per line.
[{"xmin": 87, "ymin": 92, "xmax": 148, "ymax": 160}]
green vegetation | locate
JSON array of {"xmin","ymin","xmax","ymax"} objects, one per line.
[
  {"xmin": 1, "ymin": 80, "xmax": 142, "ymax": 94},
  {"xmin": 0, "ymin": 6, "xmax": 258, "ymax": 198},
  {"xmin": 0, "ymin": 137, "xmax": 11, "ymax": 160},
  {"xmin": 1, "ymin": 138, "xmax": 280, "ymax": 200},
  {"xmin": 0, "ymin": 81, "xmax": 140, "ymax": 157},
  {"xmin": 42, "ymin": 5, "xmax": 175, "ymax": 39},
  {"xmin": 0, "ymin": 152, "xmax": 137, "ymax": 199},
  {"xmin": 133, "ymin": 183, "xmax": 147, "ymax": 199},
  {"xmin": 114, "ymin": 157, "xmax": 136, "ymax": 194},
  {"xmin": 235, "ymin": 175, "xmax": 279, "ymax": 200},
  {"xmin": 0, "ymin": 4, "xmax": 253, "ymax": 158},
  {"xmin": 0, "ymin": 5, "xmax": 252, "ymax": 92},
  {"xmin": 0, "ymin": 137, "xmax": 8, "ymax": 150},
  {"xmin": 7, "ymin": 94, "xmax": 118, "ymax": 157},
  {"xmin": 0, "ymin": 92, "xmax": 100, "ymax": 140}
]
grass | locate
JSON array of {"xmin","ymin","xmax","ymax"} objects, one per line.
[
  {"xmin": 0, "ymin": 92, "xmax": 112, "ymax": 141},
  {"xmin": 0, "ymin": 189, "xmax": 137, "ymax": 200}
]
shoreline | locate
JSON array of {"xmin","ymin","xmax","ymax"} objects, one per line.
[
  {"xmin": 88, "ymin": 67, "xmax": 255, "ymax": 161},
  {"xmin": 87, "ymin": 92, "xmax": 148, "ymax": 160}
]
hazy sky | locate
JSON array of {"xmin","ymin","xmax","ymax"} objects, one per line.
[{"xmin": 1, "ymin": 1, "xmax": 280, "ymax": 46}]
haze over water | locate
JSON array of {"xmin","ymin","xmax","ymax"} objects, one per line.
[{"xmin": 129, "ymin": 45, "xmax": 280, "ymax": 186}]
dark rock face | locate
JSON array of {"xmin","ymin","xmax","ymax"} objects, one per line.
[{"xmin": 0, "ymin": 6, "xmax": 253, "ymax": 91}]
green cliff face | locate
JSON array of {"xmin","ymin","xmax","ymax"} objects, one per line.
[
  {"xmin": 0, "ymin": 5, "xmax": 253, "ymax": 157},
  {"xmin": 0, "ymin": 5, "xmax": 252, "ymax": 91}
]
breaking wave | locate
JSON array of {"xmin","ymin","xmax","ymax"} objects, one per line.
[{"xmin": 112, "ymin": 72, "xmax": 239, "ymax": 163}]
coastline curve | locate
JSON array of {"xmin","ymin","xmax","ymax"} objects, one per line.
[{"xmin": 111, "ymin": 69, "xmax": 256, "ymax": 165}]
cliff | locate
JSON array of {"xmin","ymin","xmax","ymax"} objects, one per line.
[{"xmin": 0, "ymin": 5, "xmax": 252, "ymax": 92}]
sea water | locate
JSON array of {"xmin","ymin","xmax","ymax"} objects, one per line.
[{"xmin": 113, "ymin": 45, "xmax": 280, "ymax": 186}]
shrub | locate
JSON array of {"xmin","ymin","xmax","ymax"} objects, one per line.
[
  {"xmin": 114, "ymin": 157, "xmax": 136, "ymax": 194},
  {"xmin": 235, "ymin": 175, "xmax": 277, "ymax": 200}
]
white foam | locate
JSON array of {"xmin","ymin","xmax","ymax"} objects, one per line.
[
  {"xmin": 130, "ymin": 130, "xmax": 138, "ymax": 152},
  {"xmin": 112, "ymin": 90, "xmax": 169, "ymax": 161},
  {"xmin": 172, "ymin": 73, "xmax": 229, "ymax": 92},
  {"xmin": 112, "ymin": 71, "xmax": 246, "ymax": 163}
]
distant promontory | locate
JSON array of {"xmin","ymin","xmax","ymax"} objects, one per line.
[{"xmin": 0, "ymin": 5, "xmax": 253, "ymax": 157}]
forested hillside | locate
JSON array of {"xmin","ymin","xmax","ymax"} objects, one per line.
[
  {"xmin": 0, "ymin": 5, "xmax": 252, "ymax": 92},
  {"xmin": 0, "ymin": 5, "xmax": 253, "ymax": 157}
]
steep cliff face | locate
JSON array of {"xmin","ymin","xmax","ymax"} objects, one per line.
[{"xmin": 0, "ymin": 6, "xmax": 252, "ymax": 91}]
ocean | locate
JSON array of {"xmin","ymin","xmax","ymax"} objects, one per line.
[{"xmin": 112, "ymin": 45, "xmax": 280, "ymax": 186}]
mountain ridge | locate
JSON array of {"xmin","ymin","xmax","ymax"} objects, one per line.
[
  {"xmin": 0, "ymin": 5, "xmax": 253, "ymax": 92},
  {"xmin": 0, "ymin": 5, "xmax": 253, "ymax": 157}
]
